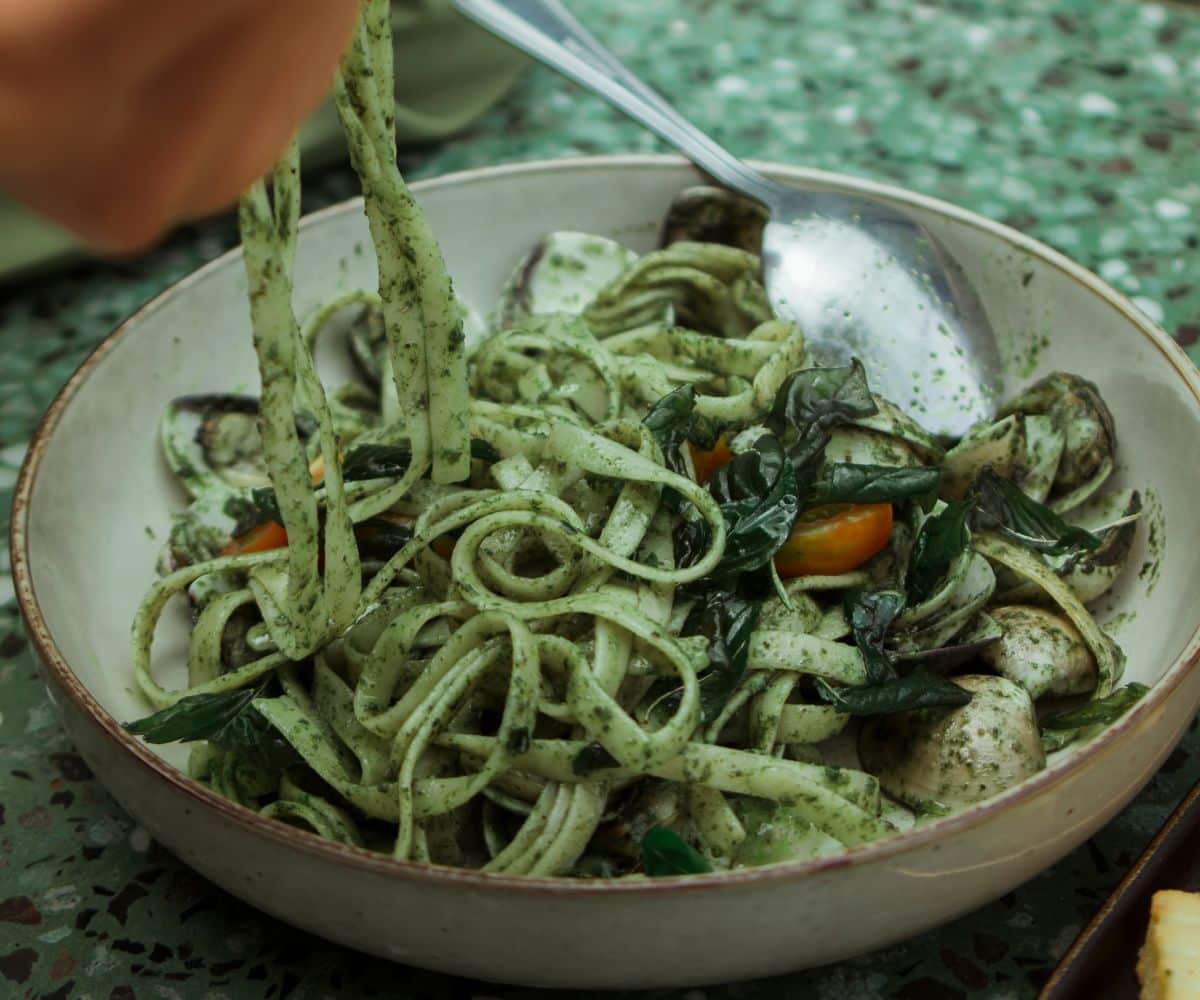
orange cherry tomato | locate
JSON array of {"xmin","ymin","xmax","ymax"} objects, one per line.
[
  {"xmin": 220, "ymin": 519, "xmax": 288, "ymax": 557},
  {"xmin": 773, "ymin": 503, "xmax": 893, "ymax": 578},
  {"xmin": 688, "ymin": 435, "xmax": 734, "ymax": 485}
]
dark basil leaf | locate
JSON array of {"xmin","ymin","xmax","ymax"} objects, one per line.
[
  {"xmin": 808, "ymin": 464, "xmax": 941, "ymax": 506},
  {"xmin": 771, "ymin": 360, "xmax": 878, "ymax": 437},
  {"xmin": 643, "ymin": 385, "xmax": 721, "ymax": 516},
  {"xmin": 672, "ymin": 516, "xmax": 712, "ymax": 572},
  {"xmin": 470, "ymin": 438, "xmax": 502, "ymax": 463},
  {"xmin": 907, "ymin": 500, "xmax": 970, "ymax": 604},
  {"xmin": 969, "ymin": 467, "xmax": 1102, "ymax": 555},
  {"xmin": 1041, "ymin": 682, "xmax": 1148, "ymax": 731},
  {"xmin": 815, "ymin": 673, "xmax": 972, "ymax": 716},
  {"xmin": 709, "ymin": 434, "xmax": 799, "ymax": 576},
  {"xmin": 227, "ymin": 486, "xmax": 283, "ymax": 537},
  {"xmin": 844, "ymin": 589, "xmax": 907, "ymax": 684},
  {"xmin": 641, "ymin": 827, "xmax": 713, "ymax": 876},
  {"xmin": 682, "ymin": 591, "xmax": 762, "ymax": 722},
  {"xmin": 342, "ymin": 443, "xmax": 414, "ymax": 481},
  {"xmin": 572, "ymin": 741, "xmax": 621, "ymax": 776},
  {"xmin": 355, "ymin": 517, "xmax": 414, "ymax": 560},
  {"xmin": 124, "ymin": 683, "xmax": 294, "ymax": 767}
]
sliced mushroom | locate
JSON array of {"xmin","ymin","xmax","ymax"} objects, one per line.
[
  {"xmin": 981, "ymin": 606, "xmax": 1097, "ymax": 699},
  {"xmin": 732, "ymin": 798, "xmax": 843, "ymax": 868},
  {"xmin": 161, "ymin": 394, "xmax": 270, "ymax": 497},
  {"xmin": 852, "ymin": 395, "xmax": 945, "ymax": 465},
  {"xmin": 824, "ymin": 426, "xmax": 922, "ymax": 468},
  {"xmin": 993, "ymin": 488, "xmax": 1142, "ymax": 605},
  {"xmin": 893, "ymin": 611, "xmax": 1002, "ymax": 671},
  {"xmin": 940, "ymin": 413, "xmax": 1027, "ymax": 499},
  {"xmin": 1001, "ymin": 372, "xmax": 1116, "ymax": 512},
  {"xmin": 1019, "ymin": 415, "xmax": 1066, "ymax": 504},
  {"xmin": 494, "ymin": 231, "xmax": 638, "ymax": 331},
  {"xmin": 659, "ymin": 185, "xmax": 768, "ymax": 253},
  {"xmin": 858, "ymin": 675, "xmax": 1045, "ymax": 811},
  {"xmin": 892, "ymin": 552, "xmax": 996, "ymax": 653}
]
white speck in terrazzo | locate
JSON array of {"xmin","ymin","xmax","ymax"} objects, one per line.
[
  {"xmin": 833, "ymin": 44, "xmax": 857, "ymax": 61},
  {"xmin": 1079, "ymin": 93, "xmax": 1119, "ymax": 116},
  {"xmin": 1133, "ymin": 296, "xmax": 1165, "ymax": 323},
  {"xmin": 24, "ymin": 702, "xmax": 56, "ymax": 734},
  {"xmin": 667, "ymin": 18, "xmax": 688, "ymax": 37},
  {"xmin": 1008, "ymin": 909, "xmax": 1035, "ymax": 929},
  {"xmin": 85, "ymin": 943, "xmax": 118, "ymax": 976},
  {"xmin": 713, "ymin": 41, "xmax": 733, "ymax": 63},
  {"xmin": 41, "ymin": 885, "xmax": 82, "ymax": 913},
  {"xmin": 1140, "ymin": 3, "xmax": 1166, "ymax": 26},
  {"xmin": 964, "ymin": 24, "xmax": 992, "ymax": 48},
  {"xmin": 129, "ymin": 826, "xmax": 152, "ymax": 853},
  {"xmin": 87, "ymin": 815, "xmax": 130, "ymax": 846},
  {"xmin": 1100, "ymin": 259, "xmax": 1131, "ymax": 282},
  {"xmin": 716, "ymin": 75, "xmax": 751, "ymax": 96},
  {"xmin": 1155, "ymin": 198, "xmax": 1190, "ymax": 220},
  {"xmin": 1100, "ymin": 228, "xmax": 1128, "ymax": 253},
  {"xmin": 772, "ymin": 57, "xmax": 796, "ymax": 72},
  {"xmin": 1020, "ymin": 106, "xmax": 1043, "ymax": 127},
  {"xmin": 832, "ymin": 104, "xmax": 857, "ymax": 125},
  {"xmin": 38, "ymin": 926, "xmax": 72, "ymax": 945},
  {"xmin": 999, "ymin": 176, "xmax": 1036, "ymax": 202},
  {"xmin": 1146, "ymin": 52, "xmax": 1178, "ymax": 76}
]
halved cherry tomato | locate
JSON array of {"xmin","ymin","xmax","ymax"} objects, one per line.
[
  {"xmin": 689, "ymin": 435, "xmax": 734, "ymax": 485},
  {"xmin": 219, "ymin": 456, "xmax": 328, "ymax": 556},
  {"xmin": 773, "ymin": 503, "xmax": 893, "ymax": 578},
  {"xmin": 220, "ymin": 519, "xmax": 288, "ymax": 557}
]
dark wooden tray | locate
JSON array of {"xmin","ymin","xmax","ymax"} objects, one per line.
[{"xmin": 1041, "ymin": 779, "xmax": 1200, "ymax": 999}]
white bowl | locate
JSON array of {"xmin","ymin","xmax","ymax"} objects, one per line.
[{"xmin": 12, "ymin": 155, "xmax": 1200, "ymax": 989}]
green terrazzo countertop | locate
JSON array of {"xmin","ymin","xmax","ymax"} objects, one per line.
[{"xmin": 2, "ymin": 0, "xmax": 1198, "ymax": 996}]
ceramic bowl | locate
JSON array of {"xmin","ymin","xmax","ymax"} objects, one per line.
[{"xmin": 12, "ymin": 156, "xmax": 1200, "ymax": 989}]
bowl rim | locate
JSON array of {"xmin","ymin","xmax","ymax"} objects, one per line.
[{"xmin": 11, "ymin": 152, "xmax": 1200, "ymax": 895}]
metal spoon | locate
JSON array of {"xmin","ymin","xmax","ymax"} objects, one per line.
[{"xmin": 453, "ymin": 0, "xmax": 1002, "ymax": 437}]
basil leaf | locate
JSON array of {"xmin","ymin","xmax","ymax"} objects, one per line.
[
  {"xmin": 643, "ymin": 385, "xmax": 722, "ymax": 517},
  {"xmin": 816, "ymin": 673, "xmax": 972, "ymax": 716},
  {"xmin": 769, "ymin": 360, "xmax": 879, "ymax": 489},
  {"xmin": 641, "ymin": 827, "xmax": 713, "ymax": 876},
  {"xmin": 124, "ymin": 684, "xmax": 294, "ymax": 767},
  {"xmin": 808, "ymin": 464, "xmax": 941, "ymax": 506},
  {"xmin": 1041, "ymin": 682, "xmax": 1148, "ymax": 731},
  {"xmin": 969, "ymin": 467, "xmax": 1102, "ymax": 555},
  {"xmin": 572, "ymin": 741, "xmax": 621, "ymax": 776},
  {"xmin": 772, "ymin": 359, "xmax": 878, "ymax": 433},
  {"xmin": 672, "ymin": 516, "xmax": 712, "ymax": 571},
  {"xmin": 469, "ymin": 438, "xmax": 501, "ymax": 463},
  {"xmin": 342, "ymin": 443, "xmax": 414, "ymax": 481},
  {"xmin": 907, "ymin": 500, "xmax": 971, "ymax": 604},
  {"xmin": 355, "ymin": 517, "xmax": 414, "ymax": 560},
  {"xmin": 844, "ymin": 589, "xmax": 907, "ymax": 684},
  {"xmin": 228, "ymin": 486, "xmax": 283, "ymax": 537},
  {"xmin": 682, "ymin": 591, "xmax": 762, "ymax": 722},
  {"xmin": 709, "ymin": 434, "xmax": 799, "ymax": 575}
]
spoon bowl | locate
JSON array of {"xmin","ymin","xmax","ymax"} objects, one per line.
[{"xmin": 453, "ymin": 0, "xmax": 1003, "ymax": 436}]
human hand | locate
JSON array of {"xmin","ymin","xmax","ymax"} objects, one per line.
[{"xmin": 0, "ymin": 0, "xmax": 360, "ymax": 253}]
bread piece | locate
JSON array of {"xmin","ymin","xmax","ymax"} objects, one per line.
[{"xmin": 1137, "ymin": 890, "xmax": 1200, "ymax": 999}]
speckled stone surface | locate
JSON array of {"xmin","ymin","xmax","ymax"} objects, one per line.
[{"xmin": 1, "ymin": 1, "xmax": 1198, "ymax": 996}]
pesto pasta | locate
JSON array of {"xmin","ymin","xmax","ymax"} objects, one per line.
[{"xmin": 126, "ymin": 2, "xmax": 1148, "ymax": 877}]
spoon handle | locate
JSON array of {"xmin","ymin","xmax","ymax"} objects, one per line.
[{"xmin": 453, "ymin": 0, "xmax": 785, "ymax": 209}]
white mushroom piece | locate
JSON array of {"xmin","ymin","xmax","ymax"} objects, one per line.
[
  {"xmin": 980, "ymin": 606, "xmax": 1098, "ymax": 700},
  {"xmin": 858, "ymin": 675, "xmax": 1045, "ymax": 812}
]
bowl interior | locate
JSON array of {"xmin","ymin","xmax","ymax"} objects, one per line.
[{"xmin": 20, "ymin": 157, "xmax": 1200, "ymax": 788}]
